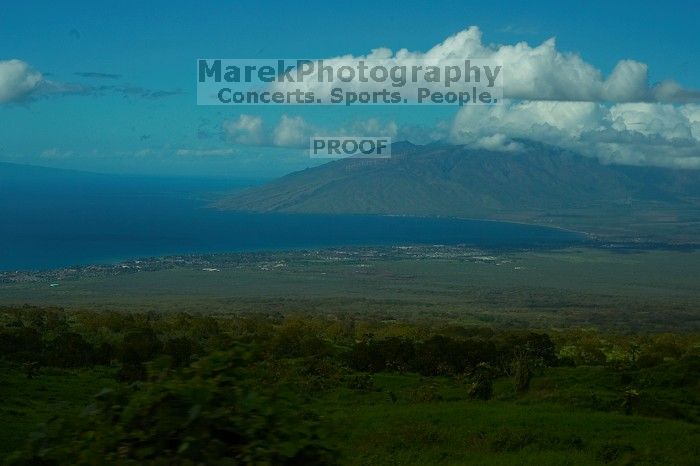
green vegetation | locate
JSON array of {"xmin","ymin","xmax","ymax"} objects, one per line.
[
  {"xmin": 2, "ymin": 247, "xmax": 700, "ymax": 331},
  {"xmin": 1, "ymin": 306, "xmax": 699, "ymax": 465}
]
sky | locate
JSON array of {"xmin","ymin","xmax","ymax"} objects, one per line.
[{"xmin": 0, "ymin": 0, "xmax": 699, "ymax": 177}]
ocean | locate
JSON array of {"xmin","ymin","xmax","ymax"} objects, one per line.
[{"xmin": 0, "ymin": 166, "xmax": 585, "ymax": 271}]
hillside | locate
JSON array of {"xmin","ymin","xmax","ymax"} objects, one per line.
[{"xmin": 216, "ymin": 142, "xmax": 700, "ymax": 243}]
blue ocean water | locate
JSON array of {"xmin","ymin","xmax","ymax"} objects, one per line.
[{"xmin": 0, "ymin": 165, "xmax": 586, "ymax": 271}]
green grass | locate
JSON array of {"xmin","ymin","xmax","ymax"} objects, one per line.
[
  {"xmin": 321, "ymin": 399, "xmax": 699, "ymax": 465},
  {"xmin": 501, "ymin": 365, "xmax": 700, "ymax": 423},
  {"xmin": 312, "ymin": 372, "xmax": 700, "ymax": 465},
  {"xmin": 0, "ymin": 362, "xmax": 116, "ymax": 457},
  {"xmin": 1, "ymin": 362, "xmax": 698, "ymax": 464}
]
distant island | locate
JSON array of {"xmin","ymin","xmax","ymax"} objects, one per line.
[{"xmin": 217, "ymin": 142, "xmax": 700, "ymax": 244}]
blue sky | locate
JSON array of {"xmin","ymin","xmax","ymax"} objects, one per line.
[{"xmin": 1, "ymin": 0, "xmax": 698, "ymax": 176}]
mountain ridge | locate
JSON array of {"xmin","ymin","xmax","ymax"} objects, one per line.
[{"xmin": 216, "ymin": 142, "xmax": 700, "ymax": 243}]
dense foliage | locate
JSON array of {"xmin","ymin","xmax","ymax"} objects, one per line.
[
  {"xmin": 6, "ymin": 348, "xmax": 333, "ymax": 466},
  {"xmin": 1, "ymin": 306, "xmax": 699, "ymax": 464}
]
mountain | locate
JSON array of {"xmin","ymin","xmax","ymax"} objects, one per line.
[{"xmin": 216, "ymin": 142, "xmax": 700, "ymax": 243}]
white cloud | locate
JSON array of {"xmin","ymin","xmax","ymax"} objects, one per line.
[
  {"xmin": 610, "ymin": 103, "xmax": 694, "ymax": 139},
  {"xmin": 450, "ymin": 101, "xmax": 700, "ymax": 168},
  {"xmin": 346, "ymin": 118, "xmax": 399, "ymax": 138},
  {"xmin": 0, "ymin": 60, "xmax": 43, "ymax": 103},
  {"xmin": 220, "ymin": 104, "xmax": 700, "ymax": 168},
  {"xmin": 603, "ymin": 60, "xmax": 649, "ymax": 102},
  {"xmin": 253, "ymin": 25, "xmax": 700, "ymax": 167},
  {"xmin": 451, "ymin": 101, "xmax": 605, "ymax": 141},
  {"xmin": 175, "ymin": 148, "xmax": 237, "ymax": 156},
  {"xmin": 271, "ymin": 26, "xmax": 698, "ymax": 104},
  {"xmin": 223, "ymin": 114, "xmax": 265, "ymax": 145},
  {"xmin": 406, "ymin": 28, "xmax": 700, "ymax": 166},
  {"xmin": 39, "ymin": 147, "xmax": 75, "ymax": 159},
  {"xmin": 0, "ymin": 59, "xmax": 183, "ymax": 104},
  {"xmin": 273, "ymin": 115, "xmax": 313, "ymax": 147},
  {"xmin": 222, "ymin": 114, "xmax": 400, "ymax": 149},
  {"xmin": 474, "ymin": 133, "xmax": 524, "ymax": 152}
]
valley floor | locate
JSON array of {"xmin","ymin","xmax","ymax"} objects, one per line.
[{"xmin": 2, "ymin": 246, "xmax": 699, "ymax": 331}]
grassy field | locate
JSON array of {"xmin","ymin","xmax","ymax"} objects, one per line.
[
  {"xmin": 2, "ymin": 362, "xmax": 698, "ymax": 465},
  {"xmin": 0, "ymin": 362, "xmax": 116, "ymax": 456},
  {"xmin": 315, "ymin": 372, "xmax": 700, "ymax": 465}
]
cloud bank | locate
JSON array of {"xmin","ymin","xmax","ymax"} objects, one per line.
[
  {"xmin": 261, "ymin": 26, "xmax": 700, "ymax": 168},
  {"xmin": 274, "ymin": 26, "xmax": 698, "ymax": 104},
  {"xmin": 451, "ymin": 101, "xmax": 700, "ymax": 168},
  {"xmin": 223, "ymin": 114, "xmax": 400, "ymax": 149},
  {"xmin": 226, "ymin": 101, "xmax": 700, "ymax": 168}
]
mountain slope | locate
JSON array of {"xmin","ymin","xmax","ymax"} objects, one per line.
[{"xmin": 217, "ymin": 143, "xmax": 700, "ymax": 242}]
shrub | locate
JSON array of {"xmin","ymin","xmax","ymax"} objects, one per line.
[
  {"xmin": 0, "ymin": 327, "xmax": 43, "ymax": 362},
  {"xmin": 346, "ymin": 373, "xmax": 374, "ymax": 391},
  {"xmin": 289, "ymin": 356, "xmax": 348, "ymax": 393},
  {"xmin": 163, "ymin": 336, "xmax": 198, "ymax": 368},
  {"xmin": 410, "ymin": 381, "xmax": 443, "ymax": 403},
  {"xmin": 118, "ymin": 329, "xmax": 163, "ymax": 366},
  {"xmin": 468, "ymin": 363, "xmax": 495, "ymax": 400},
  {"xmin": 116, "ymin": 328, "xmax": 164, "ymax": 381},
  {"xmin": 7, "ymin": 349, "xmax": 336, "ymax": 466},
  {"xmin": 270, "ymin": 320, "xmax": 331, "ymax": 359},
  {"xmin": 347, "ymin": 340, "xmax": 387, "ymax": 373},
  {"xmin": 596, "ymin": 443, "xmax": 636, "ymax": 463},
  {"xmin": 512, "ymin": 351, "xmax": 532, "ymax": 394},
  {"xmin": 45, "ymin": 332, "xmax": 95, "ymax": 368}
]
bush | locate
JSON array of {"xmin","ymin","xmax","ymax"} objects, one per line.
[
  {"xmin": 45, "ymin": 332, "xmax": 95, "ymax": 368},
  {"xmin": 269, "ymin": 318, "xmax": 332, "ymax": 359},
  {"xmin": 468, "ymin": 363, "xmax": 495, "ymax": 400},
  {"xmin": 0, "ymin": 327, "xmax": 43, "ymax": 362},
  {"xmin": 296, "ymin": 357, "xmax": 347, "ymax": 392},
  {"xmin": 347, "ymin": 340, "xmax": 388, "ymax": 373},
  {"xmin": 116, "ymin": 329, "xmax": 164, "ymax": 381},
  {"xmin": 409, "ymin": 381, "xmax": 443, "ymax": 403},
  {"xmin": 118, "ymin": 329, "xmax": 163, "ymax": 366},
  {"xmin": 346, "ymin": 373, "xmax": 374, "ymax": 391},
  {"xmin": 512, "ymin": 351, "xmax": 532, "ymax": 394},
  {"xmin": 7, "ymin": 349, "xmax": 336, "ymax": 466},
  {"xmin": 163, "ymin": 336, "xmax": 198, "ymax": 368}
]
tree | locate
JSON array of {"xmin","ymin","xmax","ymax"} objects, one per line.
[
  {"xmin": 46, "ymin": 332, "xmax": 94, "ymax": 368},
  {"xmin": 468, "ymin": 362, "xmax": 495, "ymax": 400},
  {"xmin": 513, "ymin": 350, "xmax": 532, "ymax": 394}
]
